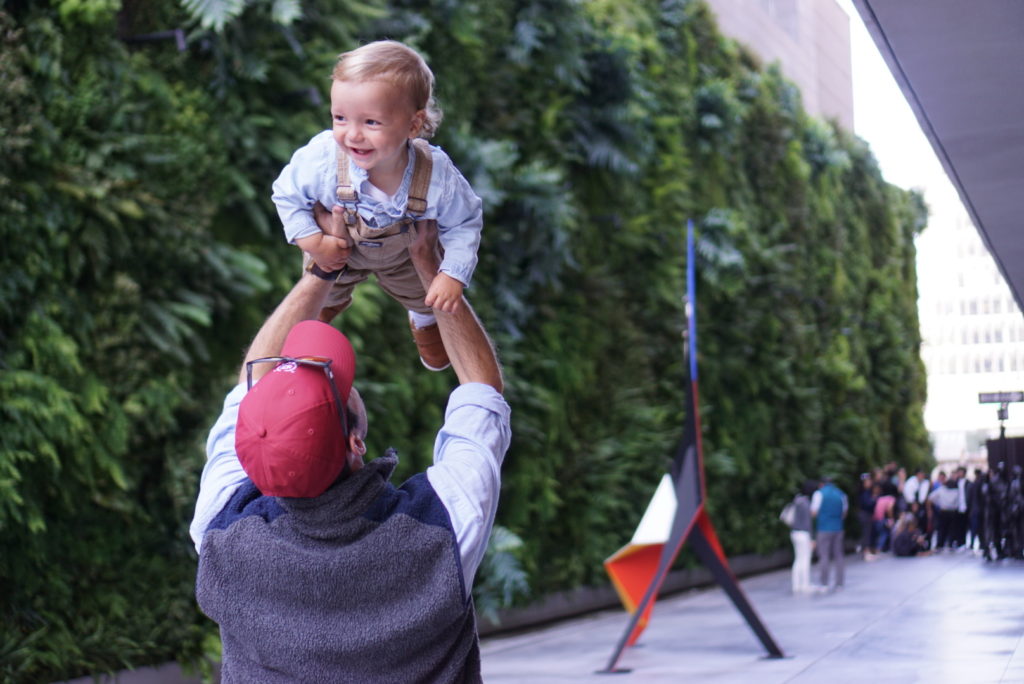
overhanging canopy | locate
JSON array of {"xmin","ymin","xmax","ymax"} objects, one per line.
[{"xmin": 852, "ymin": 0, "xmax": 1024, "ymax": 312}]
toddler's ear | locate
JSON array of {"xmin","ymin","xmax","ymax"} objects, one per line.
[{"xmin": 409, "ymin": 109, "xmax": 426, "ymax": 137}]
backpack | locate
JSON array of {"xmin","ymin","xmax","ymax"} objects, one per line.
[{"xmin": 779, "ymin": 501, "xmax": 796, "ymax": 528}]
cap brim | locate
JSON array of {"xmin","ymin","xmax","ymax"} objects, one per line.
[{"xmin": 280, "ymin": 320, "xmax": 355, "ymax": 401}]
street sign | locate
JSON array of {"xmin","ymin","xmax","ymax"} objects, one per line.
[{"xmin": 979, "ymin": 391, "xmax": 1024, "ymax": 404}]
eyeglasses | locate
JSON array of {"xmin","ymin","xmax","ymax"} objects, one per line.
[{"xmin": 246, "ymin": 356, "xmax": 348, "ymax": 436}]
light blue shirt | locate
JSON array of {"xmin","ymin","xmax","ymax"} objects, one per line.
[
  {"xmin": 271, "ymin": 131, "xmax": 484, "ymax": 287},
  {"xmin": 190, "ymin": 381, "xmax": 511, "ymax": 596}
]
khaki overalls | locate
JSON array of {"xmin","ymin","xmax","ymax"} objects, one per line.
[{"xmin": 315, "ymin": 138, "xmax": 435, "ymax": 319}]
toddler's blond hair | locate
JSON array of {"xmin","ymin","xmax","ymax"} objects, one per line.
[{"xmin": 333, "ymin": 40, "xmax": 442, "ymax": 139}]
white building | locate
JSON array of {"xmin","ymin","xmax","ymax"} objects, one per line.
[{"xmin": 916, "ymin": 188, "xmax": 1024, "ymax": 471}]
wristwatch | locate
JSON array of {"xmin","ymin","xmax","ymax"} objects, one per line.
[{"xmin": 307, "ymin": 261, "xmax": 345, "ymax": 281}]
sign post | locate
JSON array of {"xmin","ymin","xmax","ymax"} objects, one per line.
[{"xmin": 978, "ymin": 391, "xmax": 1023, "ymax": 440}]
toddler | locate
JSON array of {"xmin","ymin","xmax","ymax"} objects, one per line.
[{"xmin": 272, "ymin": 40, "xmax": 483, "ymax": 371}]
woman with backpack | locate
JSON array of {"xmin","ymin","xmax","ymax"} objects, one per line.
[{"xmin": 785, "ymin": 480, "xmax": 819, "ymax": 594}]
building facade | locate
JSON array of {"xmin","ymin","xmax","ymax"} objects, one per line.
[
  {"xmin": 704, "ymin": 0, "xmax": 854, "ymax": 130},
  {"xmin": 916, "ymin": 189, "xmax": 1024, "ymax": 470}
]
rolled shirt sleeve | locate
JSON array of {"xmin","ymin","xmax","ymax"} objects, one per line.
[
  {"xmin": 271, "ymin": 131, "xmax": 339, "ymax": 244},
  {"xmin": 430, "ymin": 151, "xmax": 483, "ymax": 287},
  {"xmin": 190, "ymin": 383, "xmax": 250, "ymax": 552},
  {"xmin": 426, "ymin": 383, "xmax": 512, "ymax": 595}
]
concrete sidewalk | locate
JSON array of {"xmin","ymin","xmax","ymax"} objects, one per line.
[{"xmin": 480, "ymin": 551, "xmax": 1024, "ymax": 683}]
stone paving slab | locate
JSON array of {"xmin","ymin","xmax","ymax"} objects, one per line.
[{"xmin": 480, "ymin": 551, "xmax": 1024, "ymax": 683}]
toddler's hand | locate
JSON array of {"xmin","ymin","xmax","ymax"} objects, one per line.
[{"xmin": 425, "ymin": 272, "xmax": 463, "ymax": 313}]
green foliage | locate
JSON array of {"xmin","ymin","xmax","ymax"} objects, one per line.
[
  {"xmin": 181, "ymin": 0, "xmax": 302, "ymax": 31},
  {"xmin": 474, "ymin": 525, "xmax": 530, "ymax": 624},
  {"xmin": 1, "ymin": 0, "xmax": 930, "ymax": 679}
]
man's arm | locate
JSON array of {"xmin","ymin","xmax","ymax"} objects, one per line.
[
  {"xmin": 238, "ymin": 204, "xmax": 350, "ymax": 385},
  {"xmin": 409, "ymin": 219, "xmax": 503, "ymax": 393},
  {"xmin": 238, "ymin": 274, "xmax": 335, "ymax": 384}
]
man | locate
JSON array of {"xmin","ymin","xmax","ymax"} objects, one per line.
[
  {"xmin": 1008, "ymin": 465, "xmax": 1024, "ymax": 559},
  {"xmin": 811, "ymin": 477, "xmax": 848, "ymax": 591},
  {"xmin": 953, "ymin": 466, "xmax": 969, "ymax": 549},
  {"xmin": 902, "ymin": 468, "xmax": 929, "ymax": 532},
  {"xmin": 190, "ymin": 208, "xmax": 511, "ymax": 683},
  {"xmin": 985, "ymin": 462, "xmax": 1008, "ymax": 560},
  {"xmin": 968, "ymin": 468, "xmax": 987, "ymax": 553}
]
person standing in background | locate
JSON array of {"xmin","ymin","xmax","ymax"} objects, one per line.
[
  {"xmin": 953, "ymin": 466, "xmax": 969, "ymax": 549},
  {"xmin": 857, "ymin": 475, "xmax": 877, "ymax": 559},
  {"xmin": 812, "ymin": 477, "xmax": 848, "ymax": 591},
  {"xmin": 872, "ymin": 485, "xmax": 896, "ymax": 554},
  {"xmin": 903, "ymin": 468, "xmax": 929, "ymax": 531},
  {"xmin": 788, "ymin": 480, "xmax": 817, "ymax": 594},
  {"xmin": 968, "ymin": 468, "xmax": 987, "ymax": 553},
  {"xmin": 928, "ymin": 478, "xmax": 959, "ymax": 551}
]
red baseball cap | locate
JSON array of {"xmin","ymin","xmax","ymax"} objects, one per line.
[{"xmin": 235, "ymin": 320, "xmax": 356, "ymax": 498}]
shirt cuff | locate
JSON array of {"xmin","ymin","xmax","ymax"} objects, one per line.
[
  {"xmin": 286, "ymin": 218, "xmax": 322, "ymax": 244},
  {"xmin": 439, "ymin": 261, "xmax": 474, "ymax": 288},
  {"xmin": 445, "ymin": 382, "xmax": 510, "ymax": 421}
]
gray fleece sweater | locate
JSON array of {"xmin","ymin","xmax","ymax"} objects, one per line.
[{"xmin": 196, "ymin": 453, "xmax": 480, "ymax": 683}]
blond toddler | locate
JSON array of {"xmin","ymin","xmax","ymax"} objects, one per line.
[{"xmin": 272, "ymin": 41, "xmax": 483, "ymax": 370}]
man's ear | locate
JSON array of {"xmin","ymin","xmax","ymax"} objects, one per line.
[{"xmin": 345, "ymin": 435, "xmax": 365, "ymax": 472}]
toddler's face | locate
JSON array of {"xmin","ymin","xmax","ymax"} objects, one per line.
[{"xmin": 330, "ymin": 79, "xmax": 424, "ymax": 182}]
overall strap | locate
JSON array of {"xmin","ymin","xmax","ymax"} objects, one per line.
[
  {"xmin": 407, "ymin": 138, "xmax": 433, "ymax": 216},
  {"xmin": 335, "ymin": 148, "xmax": 359, "ymax": 226}
]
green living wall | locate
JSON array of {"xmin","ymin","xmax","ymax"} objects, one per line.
[{"xmin": 0, "ymin": 0, "xmax": 930, "ymax": 679}]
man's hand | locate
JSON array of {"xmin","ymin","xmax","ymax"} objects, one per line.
[
  {"xmin": 425, "ymin": 272, "xmax": 463, "ymax": 313},
  {"xmin": 237, "ymin": 271, "xmax": 335, "ymax": 385},
  {"xmin": 409, "ymin": 219, "xmax": 502, "ymax": 392},
  {"xmin": 294, "ymin": 203, "xmax": 352, "ymax": 272},
  {"xmin": 409, "ymin": 218, "xmax": 441, "ymax": 278}
]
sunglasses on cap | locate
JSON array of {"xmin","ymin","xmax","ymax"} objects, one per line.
[{"xmin": 245, "ymin": 356, "xmax": 348, "ymax": 437}]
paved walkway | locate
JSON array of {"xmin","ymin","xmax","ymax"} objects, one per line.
[{"xmin": 480, "ymin": 551, "xmax": 1024, "ymax": 683}]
